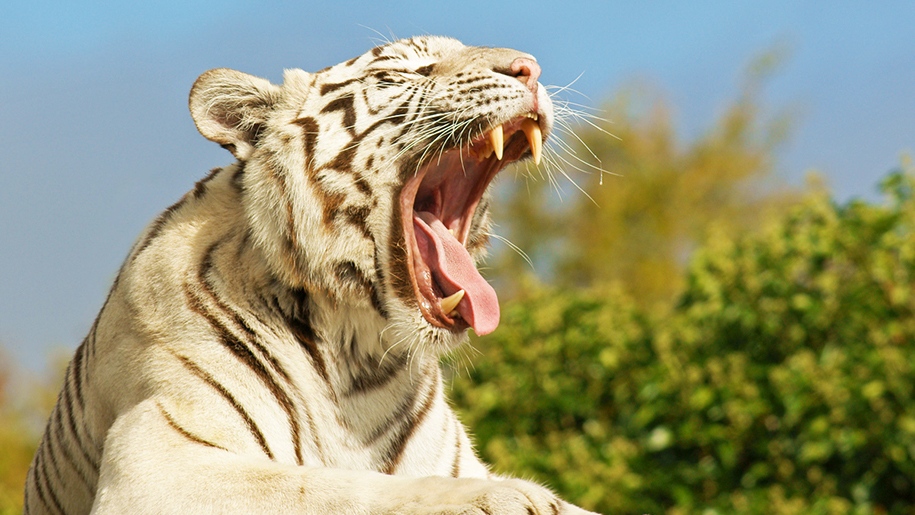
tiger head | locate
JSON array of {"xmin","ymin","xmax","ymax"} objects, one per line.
[{"xmin": 188, "ymin": 36, "xmax": 552, "ymax": 353}]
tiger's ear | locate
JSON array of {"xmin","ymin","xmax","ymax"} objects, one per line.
[{"xmin": 189, "ymin": 68, "xmax": 282, "ymax": 160}]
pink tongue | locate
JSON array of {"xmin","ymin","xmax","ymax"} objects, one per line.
[{"xmin": 413, "ymin": 212, "xmax": 500, "ymax": 335}]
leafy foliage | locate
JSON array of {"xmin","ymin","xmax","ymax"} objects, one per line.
[
  {"xmin": 0, "ymin": 350, "xmax": 64, "ymax": 515},
  {"xmin": 0, "ymin": 355, "xmax": 37, "ymax": 515},
  {"xmin": 452, "ymin": 168, "xmax": 915, "ymax": 514}
]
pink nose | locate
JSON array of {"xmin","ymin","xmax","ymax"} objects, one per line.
[{"xmin": 510, "ymin": 57, "xmax": 541, "ymax": 96}]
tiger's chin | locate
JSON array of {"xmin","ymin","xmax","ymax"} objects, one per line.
[{"xmin": 398, "ymin": 112, "xmax": 544, "ymax": 339}]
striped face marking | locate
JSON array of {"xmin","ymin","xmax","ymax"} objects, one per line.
[{"xmin": 189, "ymin": 36, "xmax": 553, "ymax": 342}]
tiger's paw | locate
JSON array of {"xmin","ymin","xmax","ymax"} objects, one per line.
[{"xmin": 410, "ymin": 477, "xmax": 599, "ymax": 515}]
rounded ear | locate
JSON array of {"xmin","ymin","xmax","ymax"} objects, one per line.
[{"xmin": 188, "ymin": 68, "xmax": 282, "ymax": 160}]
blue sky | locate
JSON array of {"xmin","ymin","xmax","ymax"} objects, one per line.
[{"xmin": 2, "ymin": 1, "xmax": 914, "ymax": 372}]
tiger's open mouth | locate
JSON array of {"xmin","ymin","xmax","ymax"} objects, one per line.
[{"xmin": 399, "ymin": 113, "xmax": 543, "ymax": 335}]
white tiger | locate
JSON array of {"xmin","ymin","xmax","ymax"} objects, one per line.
[{"xmin": 24, "ymin": 36, "xmax": 598, "ymax": 514}]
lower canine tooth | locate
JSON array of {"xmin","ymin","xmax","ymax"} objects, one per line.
[
  {"xmin": 489, "ymin": 124, "xmax": 504, "ymax": 160},
  {"xmin": 440, "ymin": 290, "xmax": 465, "ymax": 314},
  {"xmin": 521, "ymin": 118, "xmax": 542, "ymax": 165}
]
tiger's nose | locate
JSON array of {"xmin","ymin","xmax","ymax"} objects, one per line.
[{"xmin": 509, "ymin": 57, "xmax": 541, "ymax": 96}]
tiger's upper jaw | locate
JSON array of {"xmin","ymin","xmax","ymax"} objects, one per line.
[{"xmin": 400, "ymin": 112, "xmax": 546, "ymax": 336}]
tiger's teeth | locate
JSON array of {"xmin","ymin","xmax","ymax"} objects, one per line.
[
  {"xmin": 440, "ymin": 290, "xmax": 465, "ymax": 315},
  {"xmin": 489, "ymin": 124, "xmax": 504, "ymax": 160},
  {"xmin": 521, "ymin": 118, "xmax": 542, "ymax": 166}
]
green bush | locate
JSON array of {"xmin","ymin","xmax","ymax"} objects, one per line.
[
  {"xmin": 451, "ymin": 170, "xmax": 915, "ymax": 514},
  {"xmin": 0, "ymin": 357, "xmax": 37, "ymax": 515}
]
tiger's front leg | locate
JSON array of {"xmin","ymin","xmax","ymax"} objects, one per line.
[{"xmin": 91, "ymin": 399, "xmax": 597, "ymax": 514}]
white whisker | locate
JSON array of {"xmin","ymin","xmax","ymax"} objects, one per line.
[{"xmin": 488, "ymin": 231, "xmax": 535, "ymax": 270}]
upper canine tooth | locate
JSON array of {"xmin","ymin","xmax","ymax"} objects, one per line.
[
  {"xmin": 440, "ymin": 290, "xmax": 465, "ymax": 314},
  {"xmin": 521, "ymin": 118, "xmax": 542, "ymax": 165},
  {"xmin": 489, "ymin": 124, "xmax": 504, "ymax": 160}
]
